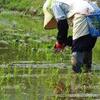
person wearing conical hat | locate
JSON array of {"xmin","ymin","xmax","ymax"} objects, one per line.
[
  {"xmin": 43, "ymin": 0, "xmax": 75, "ymax": 52},
  {"xmin": 43, "ymin": 0, "xmax": 94, "ymax": 52},
  {"xmin": 43, "ymin": 0, "xmax": 99, "ymax": 73},
  {"xmin": 68, "ymin": 0, "xmax": 100, "ymax": 73}
]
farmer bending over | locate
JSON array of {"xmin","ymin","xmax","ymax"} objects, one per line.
[
  {"xmin": 43, "ymin": 0, "xmax": 73, "ymax": 52},
  {"xmin": 43, "ymin": 0, "xmax": 99, "ymax": 73}
]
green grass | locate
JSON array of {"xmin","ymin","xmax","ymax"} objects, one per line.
[
  {"xmin": 93, "ymin": 39, "xmax": 100, "ymax": 63},
  {"xmin": 0, "ymin": 0, "xmax": 44, "ymax": 11}
]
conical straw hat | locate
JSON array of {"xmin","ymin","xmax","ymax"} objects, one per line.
[{"xmin": 43, "ymin": 7, "xmax": 57, "ymax": 29}]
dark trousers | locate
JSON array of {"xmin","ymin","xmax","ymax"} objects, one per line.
[{"xmin": 72, "ymin": 35, "xmax": 97, "ymax": 73}]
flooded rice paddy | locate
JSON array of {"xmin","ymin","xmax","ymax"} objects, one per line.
[
  {"xmin": 0, "ymin": 9, "xmax": 100, "ymax": 100},
  {"xmin": 1, "ymin": 46, "xmax": 100, "ymax": 99},
  {"xmin": 0, "ymin": 59, "xmax": 100, "ymax": 100}
]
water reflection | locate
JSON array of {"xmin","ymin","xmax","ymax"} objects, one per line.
[
  {"xmin": 0, "ymin": 47, "xmax": 100, "ymax": 100},
  {"xmin": 0, "ymin": 71, "xmax": 100, "ymax": 100}
]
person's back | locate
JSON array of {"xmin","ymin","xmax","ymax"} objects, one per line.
[
  {"xmin": 70, "ymin": 1, "xmax": 99, "ymax": 73},
  {"xmin": 43, "ymin": 0, "xmax": 98, "ymax": 72},
  {"xmin": 72, "ymin": 1, "xmax": 100, "ymax": 40}
]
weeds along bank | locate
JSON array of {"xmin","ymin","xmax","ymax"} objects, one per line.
[{"xmin": 0, "ymin": 0, "xmax": 44, "ymax": 11}]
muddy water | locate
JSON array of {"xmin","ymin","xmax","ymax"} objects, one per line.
[
  {"xmin": 0, "ymin": 47, "xmax": 100, "ymax": 100},
  {"xmin": 0, "ymin": 45, "xmax": 100, "ymax": 99},
  {"xmin": 0, "ymin": 63, "xmax": 100, "ymax": 100}
]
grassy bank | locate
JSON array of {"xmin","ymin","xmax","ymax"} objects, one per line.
[{"xmin": 0, "ymin": 0, "xmax": 44, "ymax": 11}]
